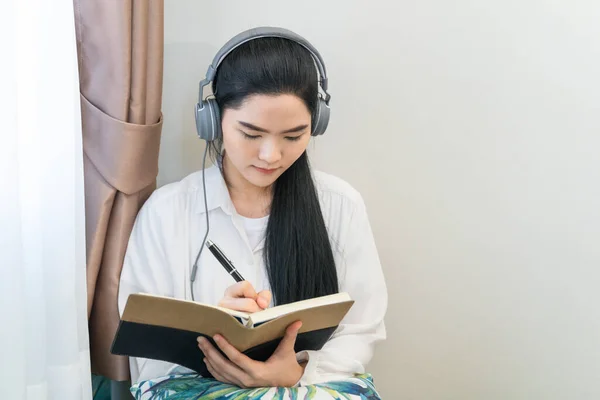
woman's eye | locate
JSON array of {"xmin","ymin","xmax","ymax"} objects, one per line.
[
  {"xmin": 285, "ymin": 136, "xmax": 302, "ymax": 142},
  {"xmin": 241, "ymin": 132, "xmax": 260, "ymax": 140}
]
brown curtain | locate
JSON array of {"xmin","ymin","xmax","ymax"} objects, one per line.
[{"xmin": 73, "ymin": 0, "xmax": 165, "ymax": 381}]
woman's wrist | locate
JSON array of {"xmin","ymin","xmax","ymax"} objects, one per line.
[
  {"xmin": 289, "ymin": 360, "xmax": 307, "ymax": 387},
  {"xmin": 270, "ymin": 360, "xmax": 306, "ymax": 388}
]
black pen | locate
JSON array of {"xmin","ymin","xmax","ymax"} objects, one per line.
[{"xmin": 205, "ymin": 239, "xmax": 245, "ymax": 282}]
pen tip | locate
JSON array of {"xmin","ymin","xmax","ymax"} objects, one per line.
[{"xmin": 205, "ymin": 239, "xmax": 213, "ymax": 247}]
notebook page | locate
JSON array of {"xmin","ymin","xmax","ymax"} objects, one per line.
[{"xmin": 248, "ymin": 292, "xmax": 352, "ymax": 327}]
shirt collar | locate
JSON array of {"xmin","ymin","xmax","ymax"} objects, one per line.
[
  {"xmin": 194, "ymin": 164, "xmax": 236, "ymax": 216},
  {"xmin": 196, "ymin": 164, "xmax": 267, "ymax": 253}
]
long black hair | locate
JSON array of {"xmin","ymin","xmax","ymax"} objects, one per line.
[{"xmin": 209, "ymin": 37, "xmax": 339, "ymax": 305}]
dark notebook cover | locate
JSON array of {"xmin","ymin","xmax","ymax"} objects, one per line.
[
  {"xmin": 111, "ymin": 321, "xmax": 337, "ymax": 377},
  {"xmin": 110, "ymin": 293, "xmax": 354, "ymax": 378}
]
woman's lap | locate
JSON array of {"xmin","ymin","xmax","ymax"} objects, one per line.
[{"xmin": 131, "ymin": 373, "xmax": 382, "ymax": 400}]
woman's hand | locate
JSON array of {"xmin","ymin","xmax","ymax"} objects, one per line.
[
  {"xmin": 197, "ymin": 321, "xmax": 305, "ymax": 388},
  {"xmin": 218, "ymin": 281, "xmax": 272, "ymax": 313}
]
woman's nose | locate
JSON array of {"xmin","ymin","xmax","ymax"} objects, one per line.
[{"xmin": 258, "ymin": 139, "xmax": 282, "ymax": 164}]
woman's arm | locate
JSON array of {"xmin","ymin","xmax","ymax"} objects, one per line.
[{"xmin": 296, "ymin": 194, "xmax": 388, "ymax": 385}]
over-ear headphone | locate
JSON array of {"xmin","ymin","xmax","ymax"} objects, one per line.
[{"xmin": 194, "ymin": 26, "xmax": 332, "ymax": 142}]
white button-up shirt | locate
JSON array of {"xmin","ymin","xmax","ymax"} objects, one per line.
[{"xmin": 118, "ymin": 165, "xmax": 388, "ymax": 386}]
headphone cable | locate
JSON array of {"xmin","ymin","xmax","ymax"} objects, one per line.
[{"xmin": 190, "ymin": 142, "xmax": 210, "ymax": 302}]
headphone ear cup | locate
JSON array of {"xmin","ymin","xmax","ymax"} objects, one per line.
[
  {"xmin": 311, "ymin": 97, "xmax": 330, "ymax": 136},
  {"xmin": 195, "ymin": 98, "xmax": 222, "ymax": 141}
]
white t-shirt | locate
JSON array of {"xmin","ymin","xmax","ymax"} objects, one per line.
[
  {"xmin": 118, "ymin": 165, "xmax": 388, "ymax": 386},
  {"xmin": 240, "ymin": 214, "xmax": 269, "ymax": 251}
]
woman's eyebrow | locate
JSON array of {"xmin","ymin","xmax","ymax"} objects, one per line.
[
  {"xmin": 238, "ymin": 120, "xmax": 308, "ymax": 134},
  {"xmin": 281, "ymin": 124, "xmax": 309, "ymax": 134}
]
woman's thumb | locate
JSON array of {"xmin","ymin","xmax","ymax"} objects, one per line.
[{"xmin": 276, "ymin": 321, "xmax": 302, "ymax": 353}]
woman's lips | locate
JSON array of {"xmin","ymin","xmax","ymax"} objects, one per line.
[{"xmin": 254, "ymin": 166, "xmax": 279, "ymax": 174}]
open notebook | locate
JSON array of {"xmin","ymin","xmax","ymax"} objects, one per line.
[{"xmin": 111, "ymin": 292, "xmax": 354, "ymax": 378}]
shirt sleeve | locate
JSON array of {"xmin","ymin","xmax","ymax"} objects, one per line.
[
  {"xmin": 117, "ymin": 195, "xmax": 182, "ymax": 383},
  {"xmin": 295, "ymin": 194, "xmax": 388, "ymax": 385}
]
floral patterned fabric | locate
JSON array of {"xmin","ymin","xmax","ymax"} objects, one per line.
[{"xmin": 130, "ymin": 373, "xmax": 382, "ymax": 400}]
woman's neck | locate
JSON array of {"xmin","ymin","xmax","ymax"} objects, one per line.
[{"xmin": 222, "ymin": 156, "xmax": 272, "ymax": 218}]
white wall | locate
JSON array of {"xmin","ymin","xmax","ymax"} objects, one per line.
[{"xmin": 161, "ymin": 1, "xmax": 600, "ymax": 398}]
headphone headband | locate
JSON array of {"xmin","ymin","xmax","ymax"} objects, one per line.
[
  {"xmin": 197, "ymin": 26, "xmax": 330, "ymax": 105},
  {"xmin": 195, "ymin": 26, "xmax": 331, "ymax": 140}
]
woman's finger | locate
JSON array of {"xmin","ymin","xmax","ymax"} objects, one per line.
[
  {"xmin": 256, "ymin": 290, "xmax": 272, "ymax": 309},
  {"xmin": 218, "ymin": 297, "xmax": 262, "ymax": 313},
  {"xmin": 206, "ymin": 349, "xmax": 246, "ymax": 385},
  {"xmin": 213, "ymin": 334, "xmax": 256, "ymax": 373},
  {"xmin": 199, "ymin": 338, "xmax": 247, "ymax": 386},
  {"xmin": 205, "ymin": 357, "xmax": 232, "ymax": 384},
  {"xmin": 224, "ymin": 281, "xmax": 257, "ymax": 299}
]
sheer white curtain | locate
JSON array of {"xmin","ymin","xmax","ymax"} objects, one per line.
[{"xmin": 0, "ymin": 0, "xmax": 92, "ymax": 399}]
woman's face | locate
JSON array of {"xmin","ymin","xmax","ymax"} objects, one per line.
[{"xmin": 220, "ymin": 93, "xmax": 312, "ymax": 189}]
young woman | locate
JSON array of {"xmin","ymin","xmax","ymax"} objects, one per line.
[{"xmin": 118, "ymin": 28, "xmax": 388, "ymax": 399}]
